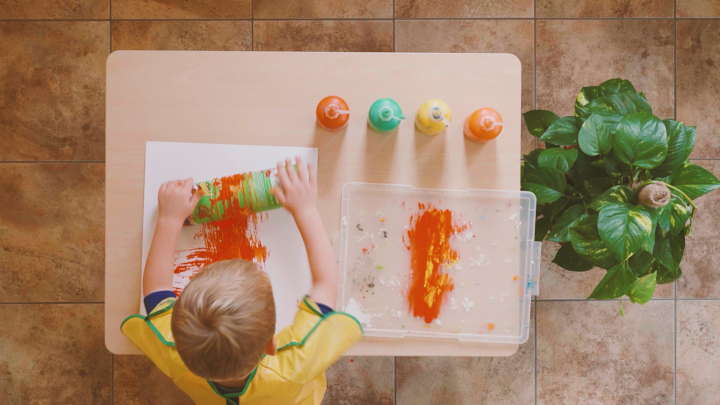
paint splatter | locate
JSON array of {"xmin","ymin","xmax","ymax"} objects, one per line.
[
  {"xmin": 173, "ymin": 173, "xmax": 268, "ymax": 295},
  {"xmin": 512, "ymin": 275, "xmax": 519, "ymax": 281},
  {"xmin": 487, "ymin": 322, "xmax": 495, "ymax": 332},
  {"xmin": 404, "ymin": 203, "xmax": 468, "ymax": 323}
]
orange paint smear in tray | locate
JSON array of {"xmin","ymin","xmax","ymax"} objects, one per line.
[
  {"xmin": 404, "ymin": 203, "xmax": 468, "ymax": 323},
  {"xmin": 173, "ymin": 173, "xmax": 268, "ymax": 295}
]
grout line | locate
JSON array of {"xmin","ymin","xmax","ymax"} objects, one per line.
[
  {"xmin": 394, "ymin": 356, "xmax": 397, "ymax": 404},
  {"xmin": 392, "ymin": 0, "xmax": 396, "ymax": 52},
  {"xmin": 0, "ymin": 160, "xmax": 105, "ymax": 164},
  {"xmin": 0, "ymin": 301, "xmax": 105, "ymax": 304},
  {"xmin": 3, "ymin": 17, "xmax": 720, "ymax": 23},
  {"xmin": 673, "ymin": 5, "xmax": 677, "ymax": 121},
  {"xmin": 675, "ymin": 297, "xmax": 720, "ymax": 301}
]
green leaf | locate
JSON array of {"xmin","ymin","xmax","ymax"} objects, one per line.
[
  {"xmin": 523, "ymin": 110, "xmax": 559, "ymax": 138},
  {"xmin": 575, "ymin": 86, "xmax": 602, "ymax": 119},
  {"xmin": 654, "ymin": 262, "xmax": 682, "ymax": 284},
  {"xmin": 670, "ymin": 163, "xmax": 720, "ymax": 200},
  {"xmin": 598, "ymin": 203, "xmax": 654, "ymax": 261},
  {"xmin": 653, "ymin": 232, "xmax": 685, "ymax": 274},
  {"xmin": 628, "ymin": 250, "xmax": 654, "ymax": 277},
  {"xmin": 523, "ymin": 149, "xmax": 543, "ymax": 168},
  {"xmin": 612, "ymin": 112, "xmax": 668, "ymax": 169},
  {"xmin": 587, "ymin": 91, "xmax": 652, "ymax": 116},
  {"xmin": 569, "ymin": 214, "xmax": 617, "ymax": 268},
  {"xmin": 540, "ymin": 116, "xmax": 582, "ymax": 146},
  {"xmin": 578, "ymin": 113, "xmax": 621, "ymax": 156},
  {"xmin": 522, "ymin": 166, "xmax": 567, "ymax": 205},
  {"xmin": 598, "ymin": 78, "xmax": 637, "ymax": 95},
  {"xmin": 657, "ymin": 191, "xmax": 693, "ymax": 235},
  {"xmin": 589, "ymin": 262, "xmax": 637, "ymax": 299},
  {"xmin": 547, "ymin": 204, "xmax": 587, "ymax": 242},
  {"xmin": 535, "ymin": 216, "xmax": 551, "ymax": 241},
  {"xmin": 552, "ymin": 243, "xmax": 594, "ymax": 271},
  {"xmin": 538, "ymin": 148, "xmax": 579, "ymax": 172},
  {"xmin": 628, "ymin": 272, "xmax": 657, "ymax": 304},
  {"xmin": 590, "ymin": 185, "xmax": 634, "ymax": 211},
  {"xmin": 583, "ymin": 177, "xmax": 616, "ymax": 198},
  {"xmin": 653, "ymin": 120, "xmax": 696, "ymax": 177}
]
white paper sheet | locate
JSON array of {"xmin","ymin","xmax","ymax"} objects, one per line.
[{"xmin": 142, "ymin": 141, "xmax": 317, "ymax": 332}]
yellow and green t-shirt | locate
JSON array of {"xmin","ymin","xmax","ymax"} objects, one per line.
[{"xmin": 121, "ymin": 295, "xmax": 363, "ymax": 405}]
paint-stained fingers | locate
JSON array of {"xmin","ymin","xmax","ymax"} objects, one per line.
[
  {"xmin": 286, "ymin": 158, "xmax": 299, "ymax": 184},
  {"xmin": 190, "ymin": 188, "xmax": 202, "ymax": 206},
  {"xmin": 276, "ymin": 161, "xmax": 291, "ymax": 190},
  {"xmin": 270, "ymin": 187, "xmax": 286, "ymax": 205},
  {"xmin": 295, "ymin": 156, "xmax": 308, "ymax": 184}
]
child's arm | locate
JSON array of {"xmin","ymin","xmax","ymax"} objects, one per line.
[
  {"xmin": 272, "ymin": 157, "xmax": 338, "ymax": 307},
  {"xmin": 143, "ymin": 179, "xmax": 200, "ymax": 296}
]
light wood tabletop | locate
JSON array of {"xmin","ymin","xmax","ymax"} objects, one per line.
[{"xmin": 106, "ymin": 51, "xmax": 522, "ymax": 356}]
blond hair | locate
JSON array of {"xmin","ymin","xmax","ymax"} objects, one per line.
[{"xmin": 171, "ymin": 259, "xmax": 276, "ymax": 380}]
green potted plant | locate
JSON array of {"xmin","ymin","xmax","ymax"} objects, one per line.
[{"xmin": 522, "ymin": 78, "xmax": 720, "ymax": 303}]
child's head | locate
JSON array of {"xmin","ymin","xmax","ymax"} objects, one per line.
[{"xmin": 171, "ymin": 259, "xmax": 276, "ymax": 381}]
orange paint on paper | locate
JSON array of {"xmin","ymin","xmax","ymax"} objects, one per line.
[
  {"xmin": 512, "ymin": 275, "xmax": 519, "ymax": 281},
  {"xmin": 174, "ymin": 173, "xmax": 268, "ymax": 293},
  {"xmin": 487, "ymin": 322, "xmax": 495, "ymax": 331},
  {"xmin": 404, "ymin": 203, "xmax": 468, "ymax": 323}
]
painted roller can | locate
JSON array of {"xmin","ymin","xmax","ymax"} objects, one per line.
[
  {"xmin": 415, "ymin": 99, "xmax": 452, "ymax": 135},
  {"xmin": 464, "ymin": 107, "xmax": 504, "ymax": 141},
  {"xmin": 187, "ymin": 169, "xmax": 281, "ymax": 225},
  {"xmin": 316, "ymin": 95, "xmax": 350, "ymax": 130},
  {"xmin": 368, "ymin": 98, "xmax": 404, "ymax": 132}
]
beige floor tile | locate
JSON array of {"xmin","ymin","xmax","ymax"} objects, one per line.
[
  {"xmin": 0, "ymin": 164, "xmax": 104, "ymax": 302},
  {"xmin": 0, "ymin": 0, "xmax": 108, "ymax": 19},
  {"xmin": 396, "ymin": 310, "xmax": 534, "ymax": 405},
  {"xmin": 0, "ymin": 304, "xmax": 111, "ymax": 404},
  {"xmin": 254, "ymin": 0, "xmax": 392, "ymax": 19},
  {"xmin": 112, "ymin": 21, "xmax": 251, "ymax": 51},
  {"xmin": 112, "ymin": 0, "xmax": 250, "ymax": 19},
  {"xmin": 395, "ymin": 19, "xmax": 537, "ymax": 153},
  {"xmin": 0, "ymin": 22, "xmax": 107, "ymax": 160},
  {"xmin": 677, "ymin": 20, "xmax": 720, "ymax": 158},
  {"xmin": 677, "ymin": 300, "xmax": 720, "ymax": 405},
  {"xmin": 395, "ymin": 0, "xmax": 533, "ymax": 18},
  {"xmin": 254, "ymin": 21, "xmax": 393, "ymax": 52},
  {"xmin": 539, "ymin": 242, "xmax": 673, "ymax": 299},
  {"xmin": 537, "ymin": 300, "xmax": 674, "ymax": 404},
  {"xmin": 677, "ymin": 161, "xmax": 720, "ymax": 298},
  {"xmin": 113, "ymin": 355, "xmax": 194, "ymax": 405},
  {"xmin": 677, "ymin": 0, "xmax": 720, "ymax": 17},
  {"xmin": 537, "ymin": 0, "xmax": 673, "ymax": 17},
  {"xmin": 537, "ymin": 20, "xmax": 674, "ymax": 119},
  {"xmin": 324, "ymin": 356, "xmax": 395, "ymax": 405}
]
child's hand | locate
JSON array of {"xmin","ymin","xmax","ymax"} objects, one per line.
[
  {"xmin": 272, "ymin": 157, "xmax": 317, "ymax": 217},
  {"xmin": 157, "ymin": 178, "xmax": 201, "ymax": 224}
]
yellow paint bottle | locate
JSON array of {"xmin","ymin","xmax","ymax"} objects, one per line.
[{"xmin": 415, "ymin": 99, "xmax": 452, "ymax": 135}]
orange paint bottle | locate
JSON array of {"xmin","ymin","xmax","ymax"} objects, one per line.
[
  {"xmin": 316, "ymin": 96, "xmax": 350, "ymax": 130},
  {"xmin": 464, "ymin": 107, "xmax": 504, "ymax": 141}
]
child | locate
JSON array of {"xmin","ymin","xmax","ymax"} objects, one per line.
[{"xmin": 121, "ymin": 157, "xmax": 363, "ymax": 405}]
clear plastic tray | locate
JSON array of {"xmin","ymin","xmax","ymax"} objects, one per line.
[{"xmin": 338, "ymin": 182, "xmax": 541, "ymax": 344}]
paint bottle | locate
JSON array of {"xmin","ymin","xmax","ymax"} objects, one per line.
[
  {"xmin": 187, "ymin": 169, "xmax": 281, "ymax": 225},
  {"xmin": 464, "ymin": 107, "xmax": 504, "ymax": 142},
  {"xmin": 368, "ymin": 98, "xmax": 404, "ymax": 132},
  {"xmin": 415, "ymin": 99, "xmax": 452, "ymax": 135},
  {"xmin": 316, "ymin": 96, "xmax": 350, "ymax": 130}
]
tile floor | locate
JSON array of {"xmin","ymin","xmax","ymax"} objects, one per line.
[{"xmin": 0, "ymin": 1, "xmax": 718, "ymax": 404}]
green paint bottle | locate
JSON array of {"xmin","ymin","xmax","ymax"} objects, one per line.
[{"xmin": 368, "ymin": 98, "xmax": 404, "ymax": 132}]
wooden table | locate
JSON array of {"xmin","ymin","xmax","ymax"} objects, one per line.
[{"xmin": 106, "ymin": 51, "xmax": 522, "ymax": 356}]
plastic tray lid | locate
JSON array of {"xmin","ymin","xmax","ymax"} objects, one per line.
[{"xmin": 338, "ymin": 182, "xmax": 541, "ymax": 345}]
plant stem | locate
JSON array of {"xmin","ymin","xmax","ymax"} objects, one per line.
[{"xmin": 662, "ymin": 182, "xmax": 698, "ymax": 209}]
